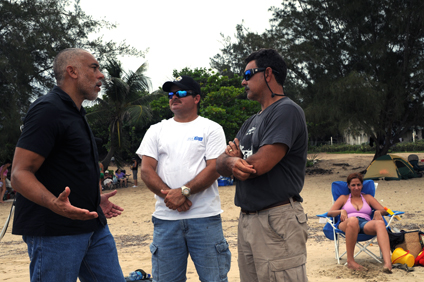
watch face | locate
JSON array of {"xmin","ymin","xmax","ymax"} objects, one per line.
[{"xmin": 182, "ymin": 187, "xmax": 190, "ymax": 196}]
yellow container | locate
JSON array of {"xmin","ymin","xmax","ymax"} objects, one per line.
[{"xmin": 391, "ymin": 248, "xmax": 415, "ymax": 267}]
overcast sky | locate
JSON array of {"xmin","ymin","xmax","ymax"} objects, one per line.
[{"xmin": 79, "ymin": 0, "xmax": 282, "ymax": 90}]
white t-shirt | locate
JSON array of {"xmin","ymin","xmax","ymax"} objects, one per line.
[{"xmin": 136, "ymin": 116, "xmax": 226, "ymax": 220}]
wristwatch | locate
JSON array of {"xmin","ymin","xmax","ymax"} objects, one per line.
[{"xmin": 181, "ymin": 186, "xmax": 191, "ymax": 197}]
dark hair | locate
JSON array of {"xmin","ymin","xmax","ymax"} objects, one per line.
[
  {"xmin": 347, "ymin": 173, "xmax": 364, "ymax": 185},
  {"xmin": 244, "ymin": 48, "xmax": 287, "ymax": 86}
]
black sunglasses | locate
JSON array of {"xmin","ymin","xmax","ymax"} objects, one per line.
[
  {"xmin": 168, "ymin": 90, "xmax": 196, "ymax": 99},
  {"xmin": 243, "ymin": 67, "xmax": 279, "ymax": 81}
]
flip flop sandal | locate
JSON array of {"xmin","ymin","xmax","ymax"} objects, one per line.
[{"xmin": 125, "ymin": 268, "xmax": 153, "ymax": 281}]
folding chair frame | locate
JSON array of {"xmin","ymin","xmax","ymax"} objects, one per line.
[{"xmin": 317, "ymin": 180, "xmax": 404, "ymax": 265}]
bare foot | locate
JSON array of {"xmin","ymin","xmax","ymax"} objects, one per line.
[
  {"xmin": 383, "ymin": 266, "xmax": 392, "ymax": 274},
  {"xmin": 347, "ymin": 261, "xmax": 368, "ymax": 271}
]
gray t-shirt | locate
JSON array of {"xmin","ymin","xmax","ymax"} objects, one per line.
[{"xmin": 234, "ymin": 97, "xmax": 308, "ymax": 211}]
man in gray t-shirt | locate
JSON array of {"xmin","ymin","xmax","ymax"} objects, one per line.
[{"xmin": 217, "ymin": 48, "xmax": 309, "ymax": 282}]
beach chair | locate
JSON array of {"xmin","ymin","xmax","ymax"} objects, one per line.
[
  {"xmin": 114, "ymin": 169, "xmax": 131, "ymax": 188},
  {"xmin": 122, "ymin": 169, "xmax": 131, "ymax": 182},
  {"xmin": 316, "ymin": 180, "xmax": 404, "ymax": 264},
  {"xmin": 103, "ymin": 170, "xmax": 118, "ymax": 190},
  {"xmin": 407, "ymin": 154, "xmax": 424, "ymax": 173}
]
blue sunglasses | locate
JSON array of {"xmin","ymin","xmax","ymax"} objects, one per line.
[
  {"xmin": 243, "ymin": 67, "xmax": 279, "ymax": 81},
  {"xmin": 168, "ymin": 90, "xmax": 196, "ymax": 99}
]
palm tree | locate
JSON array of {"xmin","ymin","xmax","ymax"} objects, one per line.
[{"xmin": 87, "ymin": 59, "xmax": 161, "ymax": 169}]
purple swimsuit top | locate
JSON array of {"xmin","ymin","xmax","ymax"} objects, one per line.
[{"xmin": 342, "ymin": 193, "xmax": 372, "ymax": 221}]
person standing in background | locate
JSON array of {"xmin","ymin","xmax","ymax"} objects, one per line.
[
  {"xmin": 99, "ymin": 161, "xmax": 105, "ymax": 190},
  {"xmin": 130, "ymin": 157, "xmax": 139, "ymax": 187}
]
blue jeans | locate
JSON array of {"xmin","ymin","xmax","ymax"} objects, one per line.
[
  {"xmin": 150, "ymin": 215, "xmax": 231, "ymax": 282},
  {"xmin": 23, "ymin": 225, "xmax": 125, "ymax": 282}
]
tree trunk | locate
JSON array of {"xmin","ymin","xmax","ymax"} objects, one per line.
[
  {"xmin": 373, "ymin": 143, "xmax": 390, "ymax": 161},
  {"xmin": 373, "ymin": 133, "xmax": 397, "ymax": 161},
  {"xmin": 101, "ymin": 147, "xmax": 115, "ymax": 171}
]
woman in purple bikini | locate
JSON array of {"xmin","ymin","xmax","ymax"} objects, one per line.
[{"xmin": 328, "ymin": 173, "xmax": 392, "ymax": 273}]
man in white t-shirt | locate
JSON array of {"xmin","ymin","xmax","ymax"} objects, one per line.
[{"xmin": 136, "ymin": 76, "xmax": 231, "ymax": 282}]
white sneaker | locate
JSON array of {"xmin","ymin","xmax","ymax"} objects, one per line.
[{"xmin": 132, "ymin": 185, "xmax": 137, "ymax": 187}]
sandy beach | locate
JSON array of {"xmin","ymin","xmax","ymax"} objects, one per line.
[{"xmin": 1, "ymin": 152, "xmax": 424, "ymax": 281}]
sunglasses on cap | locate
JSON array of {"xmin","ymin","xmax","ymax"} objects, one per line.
[
  {"xmin": 168, "ymin": 90, "xmax": 196, "ymax": 99},
  {"xmin": 243, "ymin": 67, "xmax": 279, "ymax": 81}
]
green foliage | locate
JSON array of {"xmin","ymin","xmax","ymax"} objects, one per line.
[
  {"xmin": 0, "ymin": 0, "xmax": 145, "ymax": 163},
  {"xmin": 141, "ymin": 67, "xmax": 259, "ymax": 143},
  {"xmin": 201, "ymin": 86, "xmax": 260, "ymax": 141},
  {"xmin": 309, "ymin": 143, "xmax": 374, "ymax": 154},
  {"xmin": 210, "ymin": 24, "xmax": 276, "ymax": 77},
  {"xmin": 306, "ymin": 154, "xmax": 319, "ymax": 167},
  {"xmin": 172, "ymin": 67, "xmax": 243, "ymax": 97},
  {"xmin": 149, "ymin": 95, "xmax": 173, "ymax": 124},
  {"xmin": 392, "ymin": 140, "xmax": 424, "ymax": 153},
  {"xmin": 309, "ymin": 140, "xmax": 424, "ymax": 154},
  {"xmin": 162, "ymin": 68, "xmax": 260, "ymax": 142},
  {"xmin": 0, "ymin": 0, "xmax": 145, "ymax": 108},
  {"xmin": 271, "ymin": 0, "xmax": 424, "ymax": 159},
  {"xmin": 85, "ymin": 104, "xmax": 110, "ymax": 158},
  {"xmin": 213, "ymin": 0, "xmax": 424, "ymax": 160},
  {"xmin": 86, "ymin": 59, "xmax": 159, "ymax": 167},
  {"xmin": 0, "ymin": 89, "xmax": 21, "ymax": 162}
]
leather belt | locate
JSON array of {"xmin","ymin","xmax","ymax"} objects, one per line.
[{"xmin": 241, "ymin": 199, "xmax": 295, "ymax": 215}]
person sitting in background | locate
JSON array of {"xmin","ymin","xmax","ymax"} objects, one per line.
[
  {"xmin": 0, "ymin": 162, "xmax": 11, "ymax": 203},
  {"xmin": 115, "ymin": 168, "xmax": 127, "ymax": 188},
  {"xmin": 328, "ymin": 172, "xmax": 392, "ymax": 273},
  {"xmin": 103, "ymin": 170, "xmax": 114, "ymax": 190}
]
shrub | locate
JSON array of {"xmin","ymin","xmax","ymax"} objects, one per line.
[{"xmin": 308, "ymin": 140, "xmax": 424, "ymax": 154}]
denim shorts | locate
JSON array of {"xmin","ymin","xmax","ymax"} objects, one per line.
[
  {"xmin": 23, "ymin": 225, "xmax": 125, "ymax": 282},
  {"xmin": 357, "ymin": 217, "xmax": 369, "ymax": 234},
  {"xmin": 150, "ymin": 215, "xmax": 231, "ymax": 282}
]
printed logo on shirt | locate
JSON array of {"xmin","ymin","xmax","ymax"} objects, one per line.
[
  {"xmin": 240, "ymin": 144, "xmax": 253, "ymax": 159},
  {"xmin": 241, "ymin": 125, "xmax": 255, "ymax": 159},
  {"xmin": 187, "ymin": 136, "xmax": 203, "ymax": 141},
  {"xmin": 246, "ymin": 127, "xmax": 256, "ymax": 136}
]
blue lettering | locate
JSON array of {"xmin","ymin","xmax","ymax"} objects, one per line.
[{"xmin": 187, "ymin": 136, "xmax": 203, "ymax": 141}]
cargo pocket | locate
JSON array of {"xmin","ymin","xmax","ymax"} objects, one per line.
[
  {"xmin": 267, "ymin": 207, "xmax": 308, "ymax": 257},
  {"xmin": 296, "ymin": 210, "xmax": 307, "ymax": 224},
  {"xmin": 289, "ymin": 208, "xmax": 309, "ymax": 254},
  {"xmin": 149, "ymin": 243, "xmax": 159, "ymax": 280},
  {"xmin": 295, "ymin": 208, "xmax": 309, "ymax": 243},
  {"xmin": 269, "ymin": 258, "xmax": 307, "ymax": 282},
  {"xmin": 150, "ymin": 243, "xmax": 158, "ymax": 254},
  {"xmin": 215, "ymin": 240, "xmax": 231, "ymax": 281}
]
